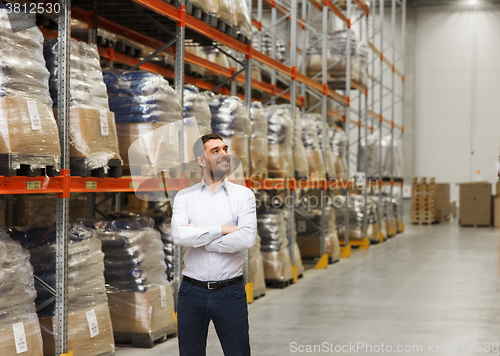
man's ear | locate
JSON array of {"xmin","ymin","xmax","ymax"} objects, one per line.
[{"xmin": 196, "ymin": 156, "xmax": 206, "ymax": 167}]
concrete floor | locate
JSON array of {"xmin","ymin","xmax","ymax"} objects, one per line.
[{"xmin": 116, "ymin": 221, "xmax": 500, "ymax": 355}]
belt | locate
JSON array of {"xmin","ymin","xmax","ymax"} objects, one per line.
[{"xmin": 183, "ymin": 275, "xmax": 244, "ymax": 290}]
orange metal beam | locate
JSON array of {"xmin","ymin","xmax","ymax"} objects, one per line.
[
  {"xmin": 0, "ymin": 176, "xmax": 64, "ymax": 195},
  {"xmin": 368, "ymin": 42, "xmax": 404, "ymax": 80},
  {"xmin": 353, "ymin": 0, "xmax": 369, "ymax": 17}
]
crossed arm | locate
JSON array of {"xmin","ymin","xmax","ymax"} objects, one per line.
[{"xmin": 171, "ymin": 190, "xmax": 257, "ymax": 253}]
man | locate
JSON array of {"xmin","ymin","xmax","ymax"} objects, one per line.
[{"xmin": 172, "ymin": 133, "xmax": 257, "ymax": 356}]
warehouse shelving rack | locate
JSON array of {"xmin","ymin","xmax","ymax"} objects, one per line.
[{"xmin": 0, "ymin": 0, "xmax": 404, "ymax": 352}]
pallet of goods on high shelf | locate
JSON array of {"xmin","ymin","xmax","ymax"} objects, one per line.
[
  {"xmin": 0, "ymin": 231, "xmax": 44, "ymax": 356},
  {"xmin": 249, "ymin": 234, "xmax": 266, "ymax": 300},
  {"xmin": 104, "ymin": 69, "xmax": 183, "ymax": 178},
  {"xmin": 359, "ymin": 133, "xmax": 404, "ymax": 180},
  {"xmin": 302, "ymin": 114, "xmax": 338, "ymax": 180},
  {"xmin": 365, "ymin": 197, "xmax": 381, "ymax": 243},
  {"xmin": 249, "ymin": 102, "xmax": 269, "ymax": 180},
  {"xmin": 295, "ymin": 202, "xmax": 341, "ymax": 264},
  {"xmin": 336, "ymin": 194, "xmax": 371, "ymax": 249},
  {"xmin": 7, "ymin": 224, "xmax": 115, "ymax": 356},
  {"xmin": 411, "ymin": 177, "xmax": 450, "ymax": 225},
  {"xmin": 300, "ymin": 115, "xmax": 326, "ymax": 181},
  {"xmin": 257, "ymin": 208, "xmax": 294, "ymax": 288},
  {"xmin": 205, "ymin": 93, "xmax": 252, "ymax": 179},
  {"xmin": 81, "ymin": 214, "xmax": 177, "ymax": 348},
  {"xmin": 306, "ymin": 30, "xmax": 367, "ymax": 89},
  {"xmin": 44, "ymin": 38, "xmax": 122, "ymax": 178},
  {"xmin": 0, "ymin": 10, "xmax": 61, "ymax": 177},
  {"xmin": 183, "ymin": 85, "xmax": 213, "ymax": 179},
  {"xmin": 265, "ymin": 105, "xmax": 309, "ymax": 179},
  {"xmin": 329, "ymin": 120, "xmax": 348, "ymax": 181}
]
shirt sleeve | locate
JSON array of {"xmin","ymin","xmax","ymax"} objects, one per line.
[
  {"xmin": 205, "ymin": 189, "xmax": 257, "ymax": 253},
  {"xmin": 171, "ymin": 193, "xmax": 223, "ymax": 248}
]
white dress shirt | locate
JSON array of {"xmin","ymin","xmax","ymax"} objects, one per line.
[{"xmin": 171, "ymin": 177, "xmax": 257, "ymax": 282}]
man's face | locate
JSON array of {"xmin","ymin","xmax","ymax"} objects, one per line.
[{"xmin": 202, "ymin": 139, "xmax": 230, "ymax": 176}]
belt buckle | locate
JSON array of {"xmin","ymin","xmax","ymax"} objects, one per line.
[{"xmin": 207, "ymin": 282, "xmax": 218, "ymax": 290}]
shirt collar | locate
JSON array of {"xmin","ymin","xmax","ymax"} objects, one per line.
[{"xmin": 200, "ymin": 177, "xmax": 230, "ymax": 193}]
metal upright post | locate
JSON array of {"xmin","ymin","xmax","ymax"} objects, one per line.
[
  {"xmin": 344, "ymin": 0, "xmax": 352, "ymax": 248},
  {"xmin": 231, "ymin": 57, "xmax": 238, "ymax": 96},
  {"xmin": 389, "ymin": 0, "xmax": 396, "ymax": 233},
  {"xmin": 378, "ymin": 0, "xmax": 384, "ymax": 232},
  {"xmin": 363, "ymin": 11, "xmax": 369, "ymax": 240},
  {"xmin": 289, "ymin": 0, "xmax": 298, "ymax": 278},
  {"xmin": 243, "ymin": 0, "xmax": 253, "ymax": 287},
  {"xmin": 400, "ymin": 0, "xmax": 406, "ymax": 224},
  {"xmin": 271, "ymin": 5, "xmax": 278, "ymax": 104},
  {"xmin": 300, "ymin": 0, "xmax": 308, "ymax": 114},
  {"xmin": 55, "ymin": 0, "xmax": 71, "ymax": 354},
  {"xmin": 257, "ymin": 0, "xmax": 263, "ymax": 52},
  {"xmin": 320, "ymin": 3, "xmax": 328, "ymax": 258},
  {"xmin": 173, "ymin": 0, "xmax": 186, "ymax": 304}
]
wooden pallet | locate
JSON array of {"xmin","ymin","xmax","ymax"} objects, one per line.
[
  {"xmin": 253, "ymin": 292, "xmax": 266, "ymax": 300},
  {"xmin": 459, "ymin": 223, "xmax": 492, "ymax": 228},
  {"xmin": 114, "ymin": 326, "xmax": 176, "ymax": 348},
  {"xmin": 339, "ymin": 237, "xmax": 370, "ymax": 250},
  {"xmin": 265, "ymin": 278, "xmax": 293, "ymax": 289},
  {"xmin": 0, "ymin": 153, "xmax": 59, "ymax": 177},
  {"xmin": 411, "ymin": 220, "xmax": 438, "ymax": 225},
  {"xmin": 70, "ymin": 158, "xmax": 122, "ymax": 178}
]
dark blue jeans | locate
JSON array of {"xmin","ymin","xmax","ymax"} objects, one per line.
[{"xmin": 177, "ymin": 279, "xmax": 250, "ymax": 356}]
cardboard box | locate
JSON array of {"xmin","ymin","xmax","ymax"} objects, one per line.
[
  {"xmin": 39, "ymin": 303, "xmax": 114, "ymax": 356},
  {"xmin": 0, "ymin": 97, "xmax": 60, "ymax": 169},
  {"xmin": 68, "ymin": 108, "xmax": 120, "ymax": 162},
  {"xmin": 434, "ymin": 183, "xmax": 450, "ymax": 221},
  {"xmin": 107, "ymin": 285, "xmax": 176, "ymax": 335},
  {"xmin": 116, "ymin": 122, "xmax": 180, "ymax": 177},
  {"xmin": 0, "ymin": 318, "xmax": 43, "ymax": 356},
  {"xmin": 458, "ymin": 182, "xmax": 492, "ymax": 226},
  {"xmin": 493, "ymin": 196, "xmax": 500, "ymax": 228}
]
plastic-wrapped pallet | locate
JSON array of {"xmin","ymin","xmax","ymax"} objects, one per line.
[
  {"xmin": 0, "ymin": 10, "xmax": 61, "ymax": 174},
  {"xmin": 392, "ymin": 197, "xmax": 401, "ymax": 233},
  {"xmin": 185, "ymin": 45, "xmax": 206, "ymax": 78},
  {"xmin": 104, "ymin": 69, "xmax": 183, "ymax": 177},
  {"xmin": 272, "ymin": 104, "xmax": 309, "ymax": 178},
  {"xmin": 282, "ymin": 208, "xmax": 305, "ymax": 278},
  {"xmin": 306, "ymin": 30, "xmax": 359, "ymax": 82},
  {"xmin": 381, "ymin": 134, "xmax": 403, "ymax": 178},
  {"xmin": 264, "ymin": 106, "xmax": 293, "ymax": 178},
  {"xmin": 358, "ymin": 132, "xmax": 380, "ymax": 178},
  {"xmin": 7, "ymin": 224, "xmax": 115, "ymax": 356},
  {"xmin": 44, "ymin": 38, "xmax": 121, "ymax": 175},
  {"xmin": 0, "ymin": 231, "xmax": 43, "ymax": 356},
  {"xmin": 300, "ymin": 114, "xmax": 326, "ymax": 180},
  {"xmin": 370, "ymin": 196, "xmax": 388, "ymax": 240},
  {"xmin": 249, "ymin": 234, "xmax": 266, "ymax": 299},
  {"xmin": 232, "ymin": 0, "xmax": 252, "ymax": 41},
  {"xmin": 250, "ymin": 102, "xmax": 268, "ymax": 179},
  {"xmin": 204, "ymin": 46, "xmax": 231, "ymax": 79},
  {"xmin": 252, "ymin": 34, "xmax": 286, "ymax": 62},
  {"xmin": 302, "ymin": 113, "xmax": 337, "ymax": 179},
  {"xmin": 329, "ymin": 122, "xmax": 348, "ymax": 180},
  {"xmin": 383, "ymin": 195, "xmax": 396, "ymax": 237},
  {"xmin": 206, "ymin": 94, "xmax": 252, "ymax": 178},
  {"xmin": 257, "ymin": 208, "xmax": 293, "ymax": 283},
  {"xmin": 155, "ymin": 216, "xmax": 175, "ymax": 283},
  {"xmin": 183, "ymin": 85, "xmax": 212, "ymax": 179},
  {"xmin": 366, "ymin": 198, "xmax": 380, "ymax": 243},
  {"xmin": 335, "ymin": 195, "xmax": 366, "ymax": 241},
  {"xmin": 358, "ymin": 42, "xmax": 369, "ymax": 86},
  {"xmin": 95, "ymin": 215, "xmax": 177, "ymax": 343},
  {"xmin": 295, "ymin": 205, "xmax": 340, "ymax": 263}
]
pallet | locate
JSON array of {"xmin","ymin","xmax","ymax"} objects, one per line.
[
  {"xmin": 265, "ymin": 278, "xmax": 293, "ymax": 289},
  {"xmin": 459, "ymin": 223, "xmax": 492, "ymax": 228},
  {"xmin": 115, "ymin": 39, "xmax": 143, "ymax": 58},
  {"xmin": 70, "ymin": 158, "xmax": 122, "ymax": 178},
  {"xmin": 411, "ymin": 220, "xmax": 438, "ymax": 225},
  {"xmin": 114, "ymin": 326, "xmax": 177, "ymax": 348},
  {"xmin": 0, "ymin": 154, "xmax": 59, "ymax": 177},
  {"xmin": 253, "ymin": 292, "xmax": 266, "ymax": 300},
  {"xmin": 339, "ymin": 237, "xmax": 370, "ymax": 250}
]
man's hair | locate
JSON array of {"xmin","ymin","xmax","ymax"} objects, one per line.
[{"xmin": 193, "ymin": 133, "xmax": 225, "ymax": 161}]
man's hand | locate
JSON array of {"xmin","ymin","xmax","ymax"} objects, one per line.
[{"xmin": 221, "ymin": 225, "xmax": 238, "ymax": 235}]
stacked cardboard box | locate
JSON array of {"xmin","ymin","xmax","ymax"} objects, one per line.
[
  {"xmin": 458, "ymin": 182, "xmax": 491, "ymax": 227},
  {"xmin": 411, "ymin": 177, "xmax": 450, "ymax": 225}
]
